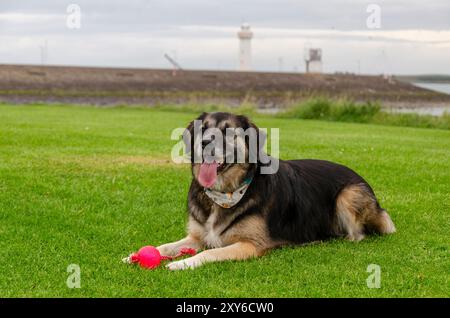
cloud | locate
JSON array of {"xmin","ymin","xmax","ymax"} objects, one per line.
[{"xmin": 0, "ymin": 0, "xmax": 449, "ymax": 74}]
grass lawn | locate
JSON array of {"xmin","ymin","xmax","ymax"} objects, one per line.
[{"xmin": 0, "ymin": 104, "xmax": 448, "ymax": 297}]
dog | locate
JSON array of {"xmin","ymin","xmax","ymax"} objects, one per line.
[{"xmin": 158, "ymin": 112, "xmax": 396, "ymax": 270}]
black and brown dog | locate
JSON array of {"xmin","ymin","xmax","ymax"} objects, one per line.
[{"xmin": 159, "ymin": 112, "xmax": 396, "ymax": 270}]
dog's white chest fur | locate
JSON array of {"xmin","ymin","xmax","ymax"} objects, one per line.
[{"xmin": 203, "ymin": 208, "xmax": 224, "ymax": 248}]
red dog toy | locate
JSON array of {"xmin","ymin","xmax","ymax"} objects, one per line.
[{"xmin": 123, "ymin": 246, "xmax": 196, "ymax": 269}]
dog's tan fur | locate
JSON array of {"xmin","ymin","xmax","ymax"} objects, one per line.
[
  {"xmin": 159, "ymin": 215, "xmax": 270, "ymax": 270},
  {"xmin": 166, "ymin": 241, "xmax": 261, "ymax": 271},
  {"xmin": 335, "ymin": 183, "xmax": 396, "ymax": 241},
  {"xmin": 159, "ymin": 202, "xmax": 276, "ymax": 270}
]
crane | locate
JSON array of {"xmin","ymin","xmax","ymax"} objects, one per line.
[{"xmin": 164, "ymin": 53, "xmax": 183, "ymax": 72}]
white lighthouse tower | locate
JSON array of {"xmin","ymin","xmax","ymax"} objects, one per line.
[{"xmin": 237, "ymin": 23, "xmax": 253, "ymax": 71}]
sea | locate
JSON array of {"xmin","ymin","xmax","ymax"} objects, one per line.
[
  {"xmin": 413, "ymin": 82, "xmax": 450, "ymax": 95},
  {"xmin": 390, "ymin": 82, "xmax": 450, "ymax": 116}
]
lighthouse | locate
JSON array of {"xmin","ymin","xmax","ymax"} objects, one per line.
[{"xmin": 237, "ymin": 23, "xmax": 253, "ymax": 71}]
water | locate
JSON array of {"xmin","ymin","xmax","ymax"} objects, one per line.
[
  {"xmin": 389, "ymin": 106, "xmax": 449, "ymax": 116},
  {"xmin": 413, "ymin": 82, "xmax": 450, "ymax": 95},
  {"xmin": 259, "ymin": 82, "xmax": 450, "ymax": 116},
  {"xmin": 399, "ymin": 82, "xmax": 450, "ymax": 116}
]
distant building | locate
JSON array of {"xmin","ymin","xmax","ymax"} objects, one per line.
[
  {"xmin": 237, "ymin": 23, "xmax": 253, "ymax": 71},
  {"xmin": 305, "ymin": 48, "xmax": 323, "ymax": 73}
]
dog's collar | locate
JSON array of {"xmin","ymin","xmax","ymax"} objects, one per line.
[{"xmin": 204, "ymin": 177, "xmax": 253, "ymax": 209}]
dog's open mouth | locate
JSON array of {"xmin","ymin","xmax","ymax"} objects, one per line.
[{"xmin": 197, "ymin": 160, "xmax": 227, "ymax": 188}]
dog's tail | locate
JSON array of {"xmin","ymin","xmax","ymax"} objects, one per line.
[{"xmin": 371, "ymin": 209, "xmax": 396, "ymax": 234}]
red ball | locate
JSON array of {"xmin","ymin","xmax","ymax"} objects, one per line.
[{"xmin": 135, "ymin": 246, "xmax": 161, "ymax": 269}]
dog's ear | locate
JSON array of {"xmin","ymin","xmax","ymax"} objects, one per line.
[
  {"xmin": 238, "ymin": 115, "xmax": 267, "ymax": 163},
  {"xmin": 183, "ymin": 112, "xmax": 208, "ymax": 160},
  {"xmin": 251, "ymin": 121, "xmax": 267, "ymax": 163}
]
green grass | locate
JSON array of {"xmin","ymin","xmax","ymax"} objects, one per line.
[
  {"xmin": 279, "ymin": 98, "xmax": 450, "ymax": 130},
  {"xmin": 0, "ymin": 104, "xmax": 449, "ymax": 297}
]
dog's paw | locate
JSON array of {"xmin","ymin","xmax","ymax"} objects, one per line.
[
  {"xmin": 346, "ymin": 233, "xmax": 365, "ymax": 242},
  {"xmin": 166, "ymin": 256, "xmax": 203, "ymax": 271},
  {"xmin": 156, "ymin": 245, "xmax": 179, "ymax": 257}
]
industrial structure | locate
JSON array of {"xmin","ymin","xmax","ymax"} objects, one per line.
[
  {"xmin": 164, "ymin": 53, "xmax": 183, "ymax": 76},
  {"xmin": 164, "ymin": 53, "xmax": 183, "ymax": 71},
  {"xmin": 305, "ymin": 48, "xmax": 323, "ymax": 73},
  {"xmin": 237, "ymin": 23, "xmax": 253, "ymax": 71}
]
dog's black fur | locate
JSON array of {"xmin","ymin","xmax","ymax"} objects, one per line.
[{"xmin": 258, "ymin": 159, "xmax": 376, "ymax": 243}]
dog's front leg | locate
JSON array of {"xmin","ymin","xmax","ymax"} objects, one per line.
[
  {"xmin": 167, "ymin": 241, "xmax": 262, "ymax": 270},
  {"xmin": 156, "ymin": 235, "xmax": 203, "ymax": 257}
]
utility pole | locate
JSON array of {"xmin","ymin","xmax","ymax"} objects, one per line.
[{"xmin": 39, "ymin": 40, "xmax": 48, "ymax": 65}]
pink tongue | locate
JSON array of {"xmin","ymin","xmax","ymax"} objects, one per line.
[{"xmin": 198, "ymin": 162, "xmax": 218, "ymax": 188}]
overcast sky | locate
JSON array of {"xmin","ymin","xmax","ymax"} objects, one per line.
[{"xmin": 0, "ymin": 0, "xmax": 449, "ymax": 74}]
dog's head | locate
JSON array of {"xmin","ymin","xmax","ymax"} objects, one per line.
[{"xmin": 183, "ymin": 112, "xmax": 265, "ymax": 192}]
